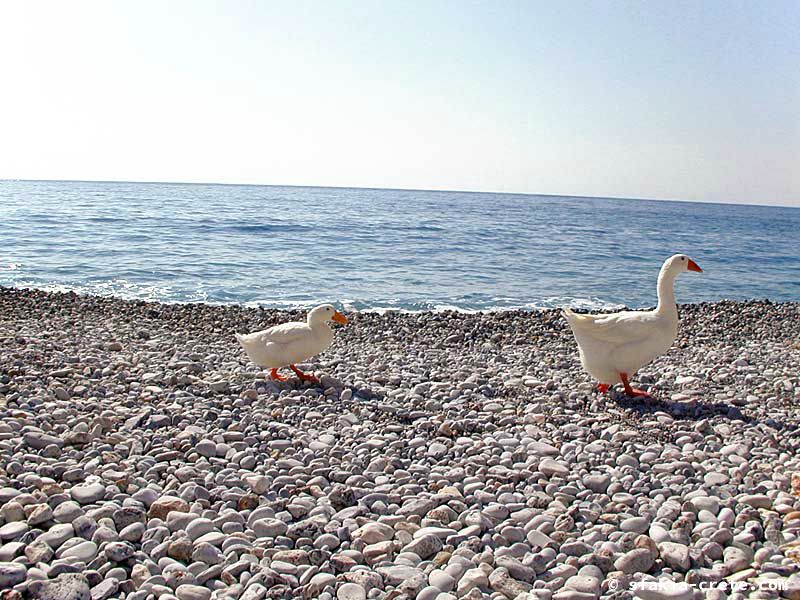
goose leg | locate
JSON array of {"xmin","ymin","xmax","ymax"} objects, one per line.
[
  {"xmin": 290, "ymin": 364, "xmax": 319, "ymax": 383},
  {"xmin": 620, "ymin": 372, "xmax": 650, "ymax": 397},
  {"xmin": 270, "ymin": 368, "xmax": 288, "ymax": 382},
  {"xmin": 597, "ymin": 383, "xmax": 610, "ymax": 394}
]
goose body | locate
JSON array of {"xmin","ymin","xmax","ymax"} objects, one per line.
[
  {"xmin": 563, "ymin": 254, "xmax": 702, "ymax": 395},
  {"xmin": 236, "ymin": 304, "xmax": 348, "ymax": 382}
]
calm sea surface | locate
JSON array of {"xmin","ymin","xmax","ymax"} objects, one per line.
[{"xmin": 1, "ymin": 180, "xmax": 798, "ymax": 311}]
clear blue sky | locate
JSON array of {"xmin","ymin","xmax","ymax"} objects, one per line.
[{"xmin": 1, "ymin": 1, "xmax": 798, "ymax": 205}]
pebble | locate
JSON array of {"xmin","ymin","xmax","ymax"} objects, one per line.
[
  {"xmin": 621, "ymin": 516, "xmax": 650, "ymax": 534},
  {"xmin": 105, "ymin": 541, "xmax": 134, "ymax": 562},
  {"xmin": 61, "ymin": 540, "xmax": 99, "ymax": 562},
  {"xmin": 658, "ymin": 542, "xmax": 690, "ymax": 571},
  {"xmin": 539, "ymin": 458, "xmax": 569, "ymax": 477},
  {"xmin": 27, "ymin": 573, "xmax": 91, "ymax": 600},
  {"xmin": 70, "ymin": 483, "xmax": 106, "ymax": 504},
  {"xmin": 337, "ymin": 582, "xmax": 367, "ymax": 600},
  {"xmin": 583, "ymin": 474, "xmax": 610, "ymax": 493},
  {"xmin": 739, "ymin": 494, "xmax": 772, "ymax": 509},
  {"xmin": 90, "ymin": 578, "xmax": 119, "ymax": 600},
  {"xmin": 175, "ymin": 584, "xmax": 212, "ymax": 600},
  {"xmin": 149, "ymin": 496, "xmax": 190, "ymax": 520},
  {"xmin": 0, "ymin": 562, "xmax": 27, "ymax": 588},
  {"xmin": 615, "ymin": 548, "xmax": 654, "ymax": 574}
]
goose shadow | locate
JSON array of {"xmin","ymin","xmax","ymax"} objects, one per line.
[
  {"xmin": 610, "ymin": 392, "xmax": 760, "ymax": 424},
  {"xmin": 615, "ymin": 394, "xmax": 800, "ymax": 437}
]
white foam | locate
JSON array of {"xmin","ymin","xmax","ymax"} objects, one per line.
[{"xmin": 1, "ymin": 280, "xmax": 623, "ymax": 313}]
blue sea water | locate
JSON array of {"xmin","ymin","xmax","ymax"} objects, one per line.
[{"xmin": 1, "ymin": 180, "xmax": 798, "ymax": 311}]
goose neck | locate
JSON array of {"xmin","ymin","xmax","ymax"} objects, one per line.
[{"xmin": 656, "ymin": 268, "xmax": 678, "ymax": 316}]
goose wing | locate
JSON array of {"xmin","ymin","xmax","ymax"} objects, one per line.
[
  {"xmin": 564, "ymin": 309, "xmax": 660, "ymax": 345},
  {"xmin": 237, "ymin": 321, "xmax": 310, "ymax": 347},
  {"xmin": 257, "ymin": 321, "xmax": 310, "ymax": 344}
]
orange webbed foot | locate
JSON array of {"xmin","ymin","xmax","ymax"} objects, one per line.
[
  {"xmin": 290, "ymin": 364, "xmax": 319, "ymax": 384},
  {"xmin": 270, "ymin": 368, "xmax": 288, "ymax": 382},
  {"xmin": 597, "ymin": 383, "xmax": 610, "ymax": 394},
  {"xmin": 620, "ymin": 372, "xmax": 651, "ymax": 397}
]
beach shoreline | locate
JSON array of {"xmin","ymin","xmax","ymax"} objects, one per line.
[{"xmin": 1, "ymin": 285, "xmax": 799, "ymax": 599}]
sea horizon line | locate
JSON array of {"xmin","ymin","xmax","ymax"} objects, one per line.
[{"xmin": 1, "ymin": 177, "xmax": 797, "ymax": 210}]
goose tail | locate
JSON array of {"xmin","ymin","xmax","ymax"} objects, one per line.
[{"xmin": 562, "ymin": 307, "xmax": 590, "ymax": 331}]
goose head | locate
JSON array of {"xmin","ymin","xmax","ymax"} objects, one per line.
[
  {"xmin": 665, "ymin": 254, "xmax": 703, "ymax": 275},
  {"xmin": 307, "ymin": 304, "xmax": 349, "ymax": 326}
]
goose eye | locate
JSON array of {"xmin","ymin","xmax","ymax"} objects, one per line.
[{"xmin": 681, "ymin": 257, "xmax": 685, "ymax": 261}]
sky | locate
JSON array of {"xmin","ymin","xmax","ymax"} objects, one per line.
[{"xmin": 1, "ymin": 1, "xmax": 798, "ymax": 206}]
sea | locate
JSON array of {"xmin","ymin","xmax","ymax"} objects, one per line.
[{"xmin": 1, "ymin": 180, "xmax": 798, "ymax": 312}]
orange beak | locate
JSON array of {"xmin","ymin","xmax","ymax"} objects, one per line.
[
  {"xmin": 687, "ymin": 259, "xmax": 702, "ymax": 273},
  {"xmin": 332, "ymin": 311, "xmax": 348, "ymax": 325}
]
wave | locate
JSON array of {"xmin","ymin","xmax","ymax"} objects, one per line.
[
  {"xmin": 1, "ymin": 279, "xmax": 625, "ymax": 313},
  {"xmin": 188, "ymin": 223, "xmax": 313, "ymax": 235}
]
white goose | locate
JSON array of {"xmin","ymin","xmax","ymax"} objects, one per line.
[
  {"xmin": 236, "ymin": 304, "xmax": 348, "ymax": 382},
  {"xmin": 562, "ymin": 254, "xmax": 702, "ymax": 396}
]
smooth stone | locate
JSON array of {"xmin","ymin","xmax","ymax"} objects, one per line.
[
  {"xmin": 0, "ymin": 522, "xmax": 28, "ymax": 541},
  {"xmin": 614, "ymin": 549, "xmax": 654, "ymax": 574},
  {"xmin": 495, "ymin": 555, "xmax": 536, "ymax": 583},
  {"xmin": 149, "ymin": 497, "xmax": 191, "ymax": 520},
  {"xmin": 0, "ymin": 542, "xmax": 24, "ymax": 561},
  {"xmin": 583, "ymin": 474, "xmax": 611, "ymax": 493},
  {"xmin": 738, "ymin": 494, "xmax": 771, "ymax": 509},
  {"xmin": 175, "ymin": 584, "xmax": 212, "ymax": 600},
  {"xmin": 0, "ymin": 489, "xmax": 21, "ymax": 503},
  {"xmin": 26, "ymin": 504, "xmax": 54, "ymax": 526},
  {"xmin": 39, "ymin": 524, "xmax": 75, "ymax": 549},
  {"xmin": 192, "ymin": 542, "xmax": 223, "ymax": 565},
  {"xmin": 402, "ymin": 534, "xmax": 443, "ymax": 560},
  {"xmin": 90, "ymin": 578, "xmax": 119, "ymax": 600},
  {"xmin": 70, "ymin": 483, "xmax": 106, "ymax": 505},
  {"xmin": 186, "ymin": 518, "xmax": 215, "ymax": 541},
  {"xmin": 723, "ymin": 546, "xmax": 753, "ymax": 573},
  {"xmin": 621, "ymin": 517, "xmax": 650, "ymax": 534},
  {"xmin": 352, "ymin": 522, "xmax": 394, "ymax": 544},
  {"xmin": 563, "ymin": 574, "xmax": 600, "ymax": 595},
  {"xmin": 539, "ymin": 458, "xmax": 569, "ymax": 477},
  {"xmin": 251, "ymin": 518, "xmax": 288, "ymax": 538},
  {"xmin": 337, "ymin": 582, "xmax": 367, "ymax": 600},
  {"xmin": 306, "ymin": 572, "xmax": 337, "ymax": 597},
  {"xmin": 376, "ymin": 565, "xmax": 424, "ymax": 587},
  {"xmin": 528, "ymin": 442, "xmax": 560, "ymax": 456},
  {"xmin": 61, "ymin": 540, "xmax": 99, "ymax": 562},
  {"xmin": 488, "ymin": 567, "xmax": 532, "ymax": 598},
  {"xmin": 196, "ymin": 440, "xmax": 217, "ymax": 458},
  {"xmin": 0, "ymin": 562, "xmax": 27, "ymax": 587},
  {"xmin": 53, "ymin": 501, "xmax": 85, "ymax": 523},
  {"xmin": 658, "ymin": 542, "xmax": 690, "ymax": 571},
  {"xmin": 690, "ymin": 496, "xmax": 720, "ymax": 514},
  {"xmin": 415, "ymin": 587, "xmax": 440, "ymax": 600},
  {"xmin": 23, "ymin": 432, "xmax": 64, "ymax": 450},
  {"xmin": 105, "ymin": 542, "xmax": 134, "ymax": 562},
  {"xmin": 456, "ymin": 568, "xmax": 489, "ymax": 595},
  {"xmin": 429, "ymin": 569, "xmax": 456, "ymax": 592}
]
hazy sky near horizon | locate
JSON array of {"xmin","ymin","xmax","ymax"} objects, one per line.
[{"xmin": 1, "ymin": 1, "xmax": 798, "ymax": 206}]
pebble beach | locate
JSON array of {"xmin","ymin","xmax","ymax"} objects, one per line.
[{"xmin": 1, "ymin": 286, "xmax": 800, "ymax": 600}]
